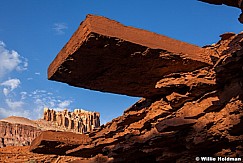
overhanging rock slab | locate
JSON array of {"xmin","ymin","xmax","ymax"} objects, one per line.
[{"xmin": 48, "ymin": 14, "xmax": 214, "ymax": 98}]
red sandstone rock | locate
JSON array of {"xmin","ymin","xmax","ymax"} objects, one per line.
[
  {"xmin": 0, "ymin": 108, "xmax": 100, "ymax": 149},
  {"xmin": 30, "ymin": 131, "xmax": 92, "ymax": 155},
  {"xmin": 43, "ymin": 108, "xmax": 100, "ymax": 134},
  {"xmin": 37, "ymin": 22, "xmax": 243, "ymax": 162},
  {"xmin": 4, "ymin": 3, "xmax": 243, "ymax": 162},
  {"xmin": 0, "ymin": 120, "xmax": 41, "ymax": 148},
  {"xmin": 0, "ymin": 146, "xmax": 110, "ymax": 163},
  {"xmin": 48, "ymin": 14, "xmax": 215, "ymax": 98}
]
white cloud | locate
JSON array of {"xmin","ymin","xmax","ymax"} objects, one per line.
[
  {"xmin": 0, "ymin": 98, "xmax": 30, "ymax": 119},
  {"xmin": 35, "ymin": 72, "xmax": 40, "ymax": 75},
  {"xmin": 0, "ymin": 87, "xmax": 73, "ymax": 120},
  {"xmin": 0, "ymin": 107, "xmax": 30, "ymax": 120},
  {"xmin": 5, "ymin": 99, "xmax": 24, "ymax": 110},
  {"xmin": 0, "ymin": 41, "xmax": 28, "ymax": 78},
  {"xmin": 47, "ymin": 92, "xmax": 53, "ymax": 95},
  {"xmin": 1, "ymin": 78, "xmax": 21, "ymax": 90},
  {"xmin": 53, "ymin": 23, "xmax": 68, "ymax": 35},
  {"xmin": 31, "ymin": 90, "xmax": 73, "ymax": 118},
  {"xmin": 1, "ymin": 78, "xmax": 21, "ymax": 96},
  {"xmin": 16, "ymin": 57, "xmax": 28, "ymax": 71},
  {"xmin": 52, "ymin": 108, "xmax": 67, "ymax": 112},
  {"xmin": 20, "ymin": 91, "xmax": 27, "ymax": 100},
  {"xmin": 3, "ymin": 88, "xmax": 9, "ymax": 96},
  {"xmin": 0, "ymin": 41, "xmax": 5, "ymax": 47},
  {"xmin": 58, "ymin": 100, "xmax": 72, "ymax": 109}
]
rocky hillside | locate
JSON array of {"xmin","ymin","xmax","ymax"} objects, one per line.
[
  {"xmin": 27, "ymin": 14, "xmax": 243, "ymax": 162},
  {"xmin": 0, "ymin": 146, "xmax": 112, "ymax": 163},
  {"xmin": 0, "ymin": 117, "xmax": 41, "ymax": 147},
  {"xmin": 0, "ymin": 108, "xmax": 100, "ymax": 148}
]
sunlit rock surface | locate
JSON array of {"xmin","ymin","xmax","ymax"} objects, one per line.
[
  {"xmin": 43, "ymin": 108, "xmax": 100, "ymax": 133},
  {"xmin": 31, "ymin": 15, "xmax": 243, "ymax": 162}
]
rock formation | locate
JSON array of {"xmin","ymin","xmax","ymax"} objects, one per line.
[
  {"xmin": 27, "ymin": 15, "xmax": 243, "ymax": 162},
  {"xmin": 0, "ymin": 120, "xmax": 41, "ymax": 148},
  {"xmin": 48, "ymin": 15, "xmax": 215, "ymax": 98},
  {"xmin": 43, "ymin": 108, "xmax": 100, "ymax": 134},
  {"xmin": 0, "ymin": 146, "xmax": 113, "ymax": 163},
  {"xmin": 0, "ymin": 107, "xmax": 100, "ymax": 148}
]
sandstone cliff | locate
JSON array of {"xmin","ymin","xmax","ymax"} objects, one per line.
[
  {"xmin": 0, "ymin": 117, "xmax": 41, "ymax": 148},
  {"xmin": 0, "ymin": 107, "xmax": 100, "ymax": 148},
  {"xmin": 29, "ymin": 15, "xmax": 243, "ymax": 162},
  {"xmin": 43, "ymin": 108, "xmax": 100, "ymax": 133}
]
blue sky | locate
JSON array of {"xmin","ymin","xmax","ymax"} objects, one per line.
[{"xmin": 0, "ymin": 0, "xmax": 242, "ymax": 124}]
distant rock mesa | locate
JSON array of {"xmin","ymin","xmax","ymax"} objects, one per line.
[{"xmin": 43, "ymin": 108, "xmax": 100, "ymax": 134}]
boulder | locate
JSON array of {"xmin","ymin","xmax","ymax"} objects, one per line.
[{"xmin": 30, "ymin": 131, "xmax": 92, "ymax": 155}]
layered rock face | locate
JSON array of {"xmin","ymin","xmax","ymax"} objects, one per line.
[
  {"xmin": 0, "ymin": 121, "xmax": 41, "ymax": 148},
  {"xmin": 43, "ymin": 108, "xmax": 100, "ymax": 133},
  {"xmin": 28, "ymin": 15, "xmax": 243, "ymax": 162},
  {"xmin": 0, "ymin": 108, "xmax": 100, "ymax": 148}
]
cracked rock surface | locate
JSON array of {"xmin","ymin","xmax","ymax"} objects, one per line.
[{"xmin": 29, "ymin": 15, "xmax": 243, "ymax": 162}]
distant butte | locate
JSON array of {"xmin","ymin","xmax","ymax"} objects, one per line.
[
  {"xmin": 48, "ymin": 14, "xmax": 215, "ymax": 98},
  {"xmin": 43, "ymin": 108, "xmax": 100, "ymax": 134}
]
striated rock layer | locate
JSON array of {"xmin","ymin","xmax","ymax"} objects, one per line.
[
  {"xmin": 43, "ymin": 108, "xmax": 100, "ymax": 134},
  {"xmin": 0, "ymin": 120, "xmax": 41, "ymax": 148},
  {"xmin": 0, "ymin": 107, "xmax": 100, "ymax": 148},
  {"xmin": 29, "ymin": 14, "xmax": 243, "ymax": 162}
]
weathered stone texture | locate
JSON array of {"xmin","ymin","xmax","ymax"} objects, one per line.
[
  {"xmin": 43, "ymin": 108, "xmax": 100, "ymax": 134},
  {"xmin": 0, "ymin": 121, "xmax": 41, "ymax": 148},
  {"xmin": 30, "ymin": 14, "xmax": 243, "ymax": 162},
  {"xmin": 48, "ymin": 14, "xmax": 215, "ymax": 98},
  {"xmin": 30, "ymin": 131, "xmax": 92, "ymax": 155}
]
